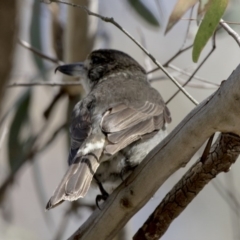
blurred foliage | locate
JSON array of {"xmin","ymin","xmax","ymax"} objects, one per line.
[
  {"xmin": 30, "ymin": 0, "xmax": 47, "ymax": 80},
  {"xmin": 127, "ymin": 0, "xmax": 160, "ymax": 27},
  {"xmin": 165, "ymin": 0, "xmax": 198, "ymax": 33},
  {"xmin": 8, "ymin": 90, "xmax": 32, "ymax": 172}
]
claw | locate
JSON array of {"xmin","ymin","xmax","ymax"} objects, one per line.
[{"xmin": 94, "ymin": 175, "xmax": 109, "ymax": 209}]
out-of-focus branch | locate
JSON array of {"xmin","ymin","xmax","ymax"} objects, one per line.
[
  {"xmin": 46, "ymin": 0, "xmax": 198, "ymax": 105},
  {"xmin": 18, "ymin": 39, "xmax": 63, "ymax": 65},
  {"xmin": 0, "ymin": 122, "xmax": 66, "ymax": 201},
  {"xmin": 7, "ymin": 81, "xmax": 81, "ymax": 87},
  {"xmin": 133, "ymin": 133, "xmax": 240, "ymax": 240}
]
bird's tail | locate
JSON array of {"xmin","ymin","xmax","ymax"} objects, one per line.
[{"xmin": 46, "ymin": 150, "xmax": 101, "ymax": 210}]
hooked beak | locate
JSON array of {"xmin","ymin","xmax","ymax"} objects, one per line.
[{"xmin": 55, "ymin": 62, "xmax": 86, "ymax": 77}]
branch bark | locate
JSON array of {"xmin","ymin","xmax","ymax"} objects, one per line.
[
  {"xmin": 68, "ymin": 64, "xmax": 240, "ymax": 240},
  {"xmin": 133, "ymin": 133, "xmax": 240, "ymax": 240}
]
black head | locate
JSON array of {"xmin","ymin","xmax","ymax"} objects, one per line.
[
  {"xmin": 55, "ymin": 49, "xmax": 146, "ymax": 90},
  {"xmin": 86, "ymin": 49, "xmax": 146, "ymax": 82}
]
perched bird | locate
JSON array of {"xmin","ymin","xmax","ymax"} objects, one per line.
[{"xmin": 46, "ymin": 49, "xmax": 171, "ymax": 210}]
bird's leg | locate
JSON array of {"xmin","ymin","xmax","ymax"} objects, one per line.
[{"xmin": 94, "ymin": 176, "xmax": 109, "ymax": 209}]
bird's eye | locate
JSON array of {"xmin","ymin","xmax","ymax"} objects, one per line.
[{"xmin": 91, "ymin": 56, "xmax": 101, "ymax": 64}]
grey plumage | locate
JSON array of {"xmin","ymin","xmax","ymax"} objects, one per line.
[{"xmin": 46, "ymin": 49, "xmax": 171, "ymax": 210}]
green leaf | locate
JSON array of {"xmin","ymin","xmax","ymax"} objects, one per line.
[
  {"xmin": 197, "ymin": 0, "xmax": 212, "ymax": 25},
  {"xmin": 192, "ymin": 0, "xmax": 229, "ymax": 62},
  {"xmin": 127, "ymin": 0, "xmax": 160, "ymax": 27},
  {"xmin": 8, "ymin": 90, "xmax": 31, "ymax": 172},
  {"xmin": 30, "ymin": 0, "xmax": 47, "ymax": 80},
  {"xmin": 165, "ymin": 0, "xmax": 199, "ymax": 33}
]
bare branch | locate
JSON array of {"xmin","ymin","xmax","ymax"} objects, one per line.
[
  {"xmin": 166, "ymin": 31, "xmax": 217, "ymax": 104},
  {"xmin": 147, "ymin": 44, "xmax": 193, "ymax": 74},
  {"xmin": 18, "ymin": 39, "xmax": 63, "ymax": 65},
  {"xmin": 7, "ymin": 81, "xmax": 81, "ymax": 87},
  {"xmin": 0, "ymin": 122, "xmax": 66, "ymax": 201},
  {"xmin": 181, "ymin": 18, "xmax": 240, "ymax": 25},
  {"xmin": 133, "ymin": 133, "xmax": 240, "ymax": 239},
  {"xmin": 168, "ymin": 64, "xmax": 219, "ymax": 87},
  {"xmin": 67, "ymin": 65, "xmax": 240, "ymax": 240},
  {"xmin": 150, "ymin": 76, "xmax": 217, "ymax": 89},
  {"xmin": 220, "ymin": 19, "xmax": 240, "ymax": 47},
  {"xmin": 45, "ymin": 0, "xmax": 198, "ymax": 105}
]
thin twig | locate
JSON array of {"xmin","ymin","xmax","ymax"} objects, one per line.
[
  {"xmin": 0, "ymin": 122, "xmax": 66, "ymax": 202},
  {"xmin": 7, "ymin": 81, "xmax": 82, "ymax": 87},
  {"xmin": 150, "ymin": 76, "xmax": 217, "ymax": 89},
  {"xmin": 147, "ymin": 44, "xmax": 193, "ymax": 74},
  {"xmin": 166, "ymin": 31, "xmax": 217, "ymax": 104},
  {"xmin": 46, "ymin": 0, "xmax": 198, "ymax": 105},
  {"xmin": 147, "ymin": 9, "xmax": 194, "ymax": 75},
  {"xmin": 180, "ymin": 6, "xmax": 194, "ymax": 49},
  {"xmin": 18, "ymin": 39, "xmax": 63, "ymax": 65},
  {"xmin": 163, "ymin": 44, "xmax": 193, "ymax": 68},
  {"xmin": 220, "ymin": 19, "xmax": 240, "ymax": 47},
  {"xmin": 168, "ymin": 64, "xmax": 219, "ymax": 87},
  {"xmin": 181, "ymin": 18, "xmax": 240, "ymax": 25}
]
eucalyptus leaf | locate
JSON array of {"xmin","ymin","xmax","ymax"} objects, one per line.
[
  {"xmin": 192, "ymin": 0, "xmax": 229, "ymax": 62},
  {"xmin": 165, "ymin": 0, "xmax": 198, "ymax": 33},
  {"xmin": 8, "ymin": 90, "xmax": 31, "ymax": 172},
  {"xmin": 30, "ymin": 0, "xmax": 47, "ymax": 80},
  {"xmin": 127, "ymin": 0, "xmax": 160, "ymax": 27},
  {"xmin": 197, "ymin": 0, "xmax": 212, "ymax": 25}
]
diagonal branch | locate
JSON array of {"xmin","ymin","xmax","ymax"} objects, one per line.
[
  {"xmin": 166, "ymin": 31, "xmax": 217, "ymax": 104},
  {"xmin": 219, "ymin": 19, "xmax": 240, "ymax": 47},
  {"xmin": 18, "ymin": 39, "xmax": 63, "ymax": 65},
  {"xmin": 133, "ymin": 133, "xmax": 240, "ymax": 240}
]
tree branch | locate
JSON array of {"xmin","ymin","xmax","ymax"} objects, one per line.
[
  {"xmin": 18, "ymin": 39, "xmax": 63, "ymax": 65},
  {"xmin": 220, "ymin": 19, "xmax": 240, "ymax": 47},
  {"xmin": 133, "ymin": 133, "xmax": 240, "ymax": 239},
  {"xmin": 7, "ymin": 81, "xmax": 81, "ymax": 87},
  {"xmin": 67, "ymin": 64, "xmax": 240, "ymax": 240},
  {"xmin": 166, "ymin": 31, "xmax": 217, "ymax": 104}
]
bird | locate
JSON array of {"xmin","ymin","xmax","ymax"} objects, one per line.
[{"xmin": 46, "ymin": 49, "xmax": 171, "ymax": 210}]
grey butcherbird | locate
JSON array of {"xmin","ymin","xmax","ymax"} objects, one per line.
[{"xmin": 46, "ymin": 49, "xmax": 171, "ymax": 210}]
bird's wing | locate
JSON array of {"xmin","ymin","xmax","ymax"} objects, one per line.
[
  {"xmin": 46, "ymin": 99, "xmax": 103, "ymax": 210},
  {"xmin": 101, "ymin": 101, "xmax": 171, "ymax": 155},
  {"xmin": 68, "ymin": 104, "xmax": 92, "ymax": 165}
]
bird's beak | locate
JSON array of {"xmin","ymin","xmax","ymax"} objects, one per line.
[{"xmin": 55, "ymin": 62, "xmax": 86, "ymax": 77}]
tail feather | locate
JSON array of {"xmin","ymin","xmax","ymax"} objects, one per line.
[{"xmin": 46, "ymin": 153, "xmax": 100, "ymax": 210}]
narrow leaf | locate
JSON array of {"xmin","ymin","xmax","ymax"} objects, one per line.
[
  {"xmin": 30, "ymin": 0, "xmax": 47, "ymax": 80},
  {"xmin": 197, "ymin": 0, "xmax": 212, "ymax": 25},
  {"xmin": 166, "ymin": 0, "xmax": 199, "ymax": 33},
  {"xmin": 193, "ymin": 0, "xmax": 229, "ymax": 62},
  {"xmin": 127, "ymin": 0, "xmax": 160, "ymax": 27},
  {"xmin": 8, "ymin": 90, "xmax": 31, "ymax": 172}
]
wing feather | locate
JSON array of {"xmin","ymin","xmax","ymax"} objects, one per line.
[{"xmin": 102, "ymin": 101, "xmax": 170, "ymax": 156}]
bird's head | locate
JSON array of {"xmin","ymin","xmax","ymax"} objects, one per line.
[{"xmin": 55, "ymin": 49, "xmax": 146, "ymax": 91}]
